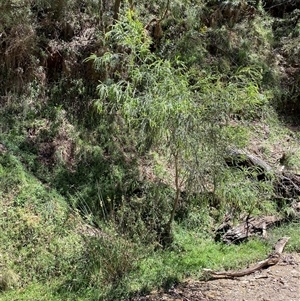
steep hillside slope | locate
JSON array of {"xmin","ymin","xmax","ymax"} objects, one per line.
[{"xmin": 0, "ymin": 1, "xmax": 300, "ymax": 300}]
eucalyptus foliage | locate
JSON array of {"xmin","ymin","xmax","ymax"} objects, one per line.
[{"xmin": 88, "ymin": 10, "xmax": 270, "ymax": 238}]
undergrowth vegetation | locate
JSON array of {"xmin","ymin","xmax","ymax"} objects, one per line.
[{"xmin": 1, "ymin": 0, "xmax": 300, "ymax": 300}]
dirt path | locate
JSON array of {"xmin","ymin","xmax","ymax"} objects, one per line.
[{"xmin": 131, "ymin": 253, "xmax": 300, "ymax": 301}]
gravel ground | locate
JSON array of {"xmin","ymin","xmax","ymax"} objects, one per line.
[{"xmin": 130, "ymin": 253, "xmax": 300, "ymax": 301}]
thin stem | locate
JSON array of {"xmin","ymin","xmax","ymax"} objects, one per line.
[{"xmin": 167, "ymin": 152, "xmax": 180, "ymax": 228}]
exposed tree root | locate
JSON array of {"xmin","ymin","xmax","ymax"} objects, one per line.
[{"xmin": 203, "ymin": 237, "xmax": 290, "ymax": 279}]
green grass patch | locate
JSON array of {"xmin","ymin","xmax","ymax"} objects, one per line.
[
  {"xmin": 0, "ymin": 220, "xmax": 272, "ymax": 301},
  {"xmin": 267, "ymin": 221, "xmax": 300, "ymax": 252},
  {"xmin": 123, "ymin": 226, "xmax": 270, "ymax": 297},
  {"xmin": 0, "ymin": 280, "xmax": 97, "ymax": 301},
  {"xmin": 0, "ymin": 152, "xmax": 84, "ymax": 295}
]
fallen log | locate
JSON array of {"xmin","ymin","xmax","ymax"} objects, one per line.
[
  {"xmin": 217, "ymin": 149, "xmax": 300, "ymax": 244},
  {"xmin": 225, "ymin": 148, "xmax": 300, "ymax": 200},
  {"xmin": 225, "ymin": 148, "xmax": 273, "ymax": 178},
  {"xmin": 204, "ymin": 237, "xmax": 290, "ymax": 278},
  {"xmin": 218, "ymin": 215, "xmax": 283, "ymax": 244}
]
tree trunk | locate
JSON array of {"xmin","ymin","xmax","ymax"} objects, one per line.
[
  {"xmin": 167, "ymin": 153, "xmax": 180, "ymax": 228},
  {"xmin": 160, "ymin": 153, "xmax": 180, "ymax": 247},
  {"xmin": 113, "ymin": 0, "xmax": 121, "ymax": 21}
]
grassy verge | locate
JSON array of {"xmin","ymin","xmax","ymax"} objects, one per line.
[
  {"xmin": 3, "ymin": 221, "xmax": 299, "ymax": 301},
  {"xmin": 1, "ymin": 150, "xmax": 300, "ymax": 301}
]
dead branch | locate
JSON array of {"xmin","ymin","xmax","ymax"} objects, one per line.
[
  {"xmin": 226, "ymin": 148, "xmax": 273, "ymax": 173},
  {"xmin": 218, "ymin": 215, "xmax": 283, "ymax": 244},
  {"xmin": 204, "ymin": 237, "xmax": 290, "ymax": 278},
  {"xmin": 226, "ymin": 148, "xmax": 300, "ymax": 199}
]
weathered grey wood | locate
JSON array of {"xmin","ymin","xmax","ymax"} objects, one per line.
[
  {"xmin": 226, "ymin": 148, "xmax": 300, "ymax": 199},
  {"xmin": 226, "ymin": 148, "xmax": 273, "ymax": 173},
  {"xmin": 220, "ymin": 215, "xmax": 282, "ymax": 244},
  {"xmin": 204, "ymin": 237, "xmax": 290, "ymax": 278}
]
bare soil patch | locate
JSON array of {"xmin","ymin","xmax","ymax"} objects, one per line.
[{"xmin": 131, "ymin": 253, "xmax": 300, "ymax": 301}]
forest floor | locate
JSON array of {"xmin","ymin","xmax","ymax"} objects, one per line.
[{"xmin": 131, "ymin": 253, "xmax": 300, "ymax": 301}]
